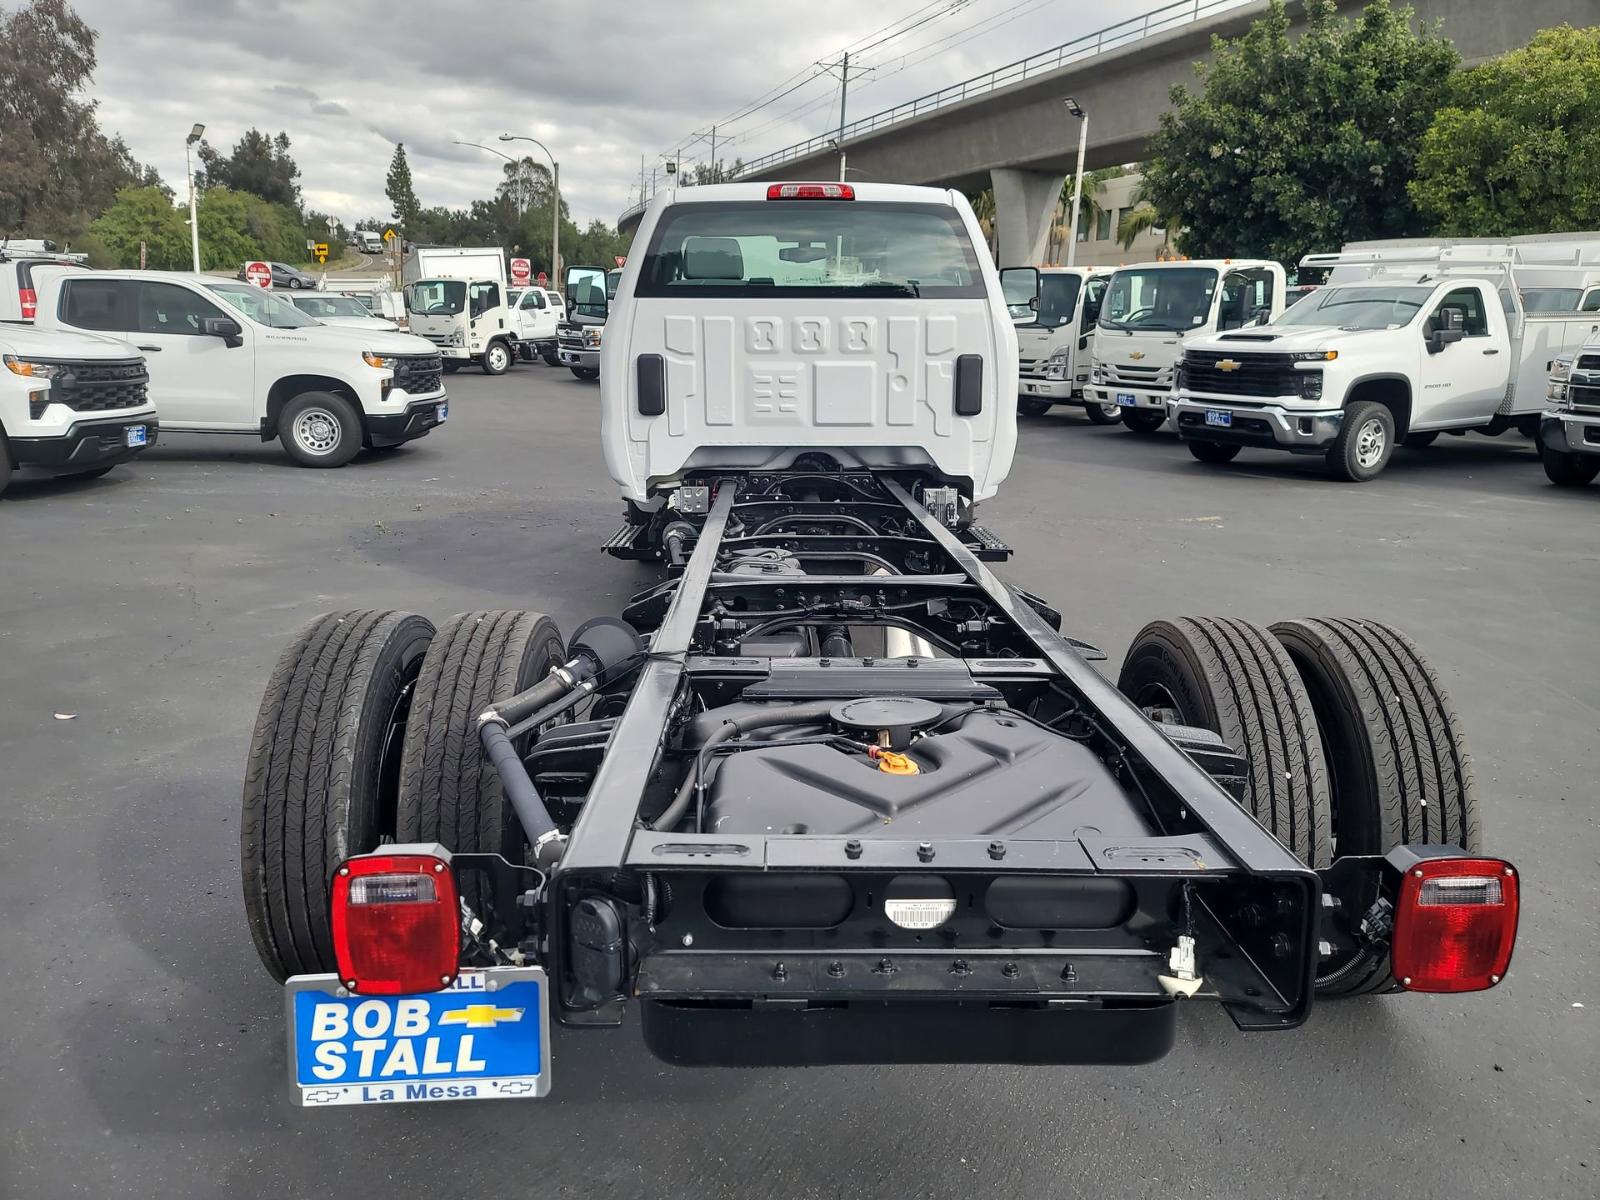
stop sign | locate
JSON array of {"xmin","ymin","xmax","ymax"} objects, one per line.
[
  {"xmin": 536, "ymin": 271, "xmax": 548, "ymax": 287},
  {"xmin": 244, "ymin": 261, "xmax": 272, "ymax": 289},
  {"xmin": 510, "ymin": 258, "xmax": 532, "ymax": 287}
]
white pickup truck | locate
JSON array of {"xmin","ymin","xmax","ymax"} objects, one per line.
[
  {"xmin": 35, "ymin": 272, "xmax": 447, "ymax": 467},
  {"xmin": 1, "ymin": 322, "xmax": 157, "ymax": 497},
  {"xmin": 1084, "ymin": 259, "xmax": 1287, "ymax": 433},
  {"xmin": 507, "ymin": 286, "xmax": 562, "ymax": 364},
  {"xmin": 999, "ymin": 266, "xmax": 1114, "ymax": 422},
  {"xmin": 1170, "ymin": 254, "xmax": 1600, "ymax": 480},
  {"xmin": 1542, "ymin": 334, "xmax": 1600, "ymax": 487}
]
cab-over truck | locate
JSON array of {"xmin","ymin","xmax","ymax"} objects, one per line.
[{"xmin": 239, "ymin": 182, "xmax": 1519, "ymax": 1108}]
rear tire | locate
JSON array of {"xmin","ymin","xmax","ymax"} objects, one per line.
[
  {"xmin": 1270, "ymin": 618, "xmax": 1479, "ymax": 996},
  {"xmin": 1122, "ymin": 408, "xmax": 1166, "ymax": 434},
  {"xmin": 395, "ymin": 611, "xmax": 565, "ymax": 913},
  {"xmin": 1084, "ymin": 401, "xmax": 1122, "ymax": 425},
  {"xmin": 1325, "ymin": 400, "xmax": 1394, "ymax": 481},
  {"xmin": 1540, "ymin": 443, "xmax": 1600, "ymax": 487},
  {"xmin": 241, "ymin": 610, "xmax": 436, "ymax": 981},
  {"xmin": 1018, "ymin": 397, "xmax": 1052, "ymax": 417},
  {"xmin": 1118, "ymin": 617, "xmax": 1332, "ymax": 868},
  {"xmin": 543, "ymin": 353, "xmax": 559, "ymax": 367},
  {"xmin": 1187, "ymin": 441, "xmax": 1240, "ymax": 464},
  {"xmin": 571, "ymin": 367, "xmax": 599, "ymax": 381},
  {"xmin": 280, "ymin": 391, "xmax": 362, "ymax": 467}
]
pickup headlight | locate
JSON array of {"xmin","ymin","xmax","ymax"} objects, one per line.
[
  {"xmin": 362, "ymin": 351, "xmax": 396, "ymax": 370},
  {"xmin": 1300, "ymin": 371, "xmax": 1324, "ymax": 401},
  {"xmin": 1548, "ymin": 381, "xmax": 1569, "ymax": 404},
  {"xmin": 3, "ymin": 355, "xmax": 67, "ymax": 379},
  {"xmin": 1549, "ymin": 356, "xmax": 1573, "ymax": 382},
  {"xmin": 1290, "ymin": 350, "xmax": 1338, "ymax": 362},
  {"xmin": 583, "ymin": 328, "xmax": 603, "ymax": 349}
]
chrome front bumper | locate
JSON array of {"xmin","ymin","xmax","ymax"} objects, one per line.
[{"xmin": 1541, "ymin": 410, "xmax": 1600, "ymax": 456}]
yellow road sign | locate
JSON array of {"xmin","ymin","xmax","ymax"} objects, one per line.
[
  {"xmin": 313, "ymin": 242, "xmax": 329, "ymax": 264},
  {"xmin": 383, "ymin": 228, "xmax": 397, "ymax": 242}
]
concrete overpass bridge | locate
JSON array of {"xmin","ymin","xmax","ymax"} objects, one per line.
[{"xmin": 619, "ymin": 0, "xmax": 1583, "ymax": 261}]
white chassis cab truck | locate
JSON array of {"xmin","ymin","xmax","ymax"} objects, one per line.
[
  {"xmin": 1084, "ymin": 259, "xmax": 1287, "ymax": 433},
  {"xmin": 403, "ymin": 246, "xmax": 518, "ymax": 375},
  {"xmin": 1170, "ymin": 247, "xmax": 1600, "ymax": 480},
  {"xmin": 0, "ymin": 322, "xmax": 156, "ymax": 497},
  {"xmin": 238, "ymin": 180, "xmax": 1523, "ymax": 1106},
  {"xmin": 998, "ymin": 266, "xmax": 1114, "ymax": 421},
  {"xmin": 1542, "ymin": 332, "xmax": 1600, "ymax": 487},
  {"xmin": 35, "ymin": 272, "xmax": 448, "ymax": 468}
]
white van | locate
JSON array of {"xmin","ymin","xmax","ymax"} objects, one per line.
[
  {"xmin": 35, "ymin": 272, "xmax": 447, "ymax": 467},
  {"xmin": 600, "ymin": 181, "xmax": 1017, "ymax": 509}
]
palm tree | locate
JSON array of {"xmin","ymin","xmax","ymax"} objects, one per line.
[
  {"xmin": 1117, "ymin": 180, "xmax": 1182, "ymax": 257},
  {"xmin": 1047, "ymin": 167, "xmax": 1121, "ymax": 263},
  {"xmin": 969, "ymin": 187, "xmax": 997, "ymax": 258}
]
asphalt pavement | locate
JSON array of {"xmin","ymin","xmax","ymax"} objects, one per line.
[{"xmin": 1, "ymin": 368, "xmax": 1594, "ymax": 1199}]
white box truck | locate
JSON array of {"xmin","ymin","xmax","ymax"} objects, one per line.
[
  {"xmin": 998, "ymin": 266, "xmax": 1114, "ymax": 421},
  {"xmin": 403, "ymin": 246, "xmax": 519, "ymax": 374},
  {"xmin": 1083, "ymin": 259, "xmax": 1288, "ymax": 432}
]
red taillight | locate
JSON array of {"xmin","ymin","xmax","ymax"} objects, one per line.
[
  {"xmin": 1391, "ymin": 857, "xmax": 1518, "ymax": 993},
  {"xmin": 20, "ymin": 288, "xmax": 37, "ymax": 320},
  {"xmin": 767, "ymin": 183, "xmax": 855, "ymax": 200},
  {"xmin": 330, "ymin": 851, "xmax": 460, "ymax": 995}
]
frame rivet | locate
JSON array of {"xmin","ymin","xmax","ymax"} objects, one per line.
[
  {"xmin": 1002, "ymin": 962, "xmax": 1019, "ymax": 979},
  {"xmin": 988, "ymin": 840, "xmax": 1006, "ymax": 860},
  {"xmin": 681, "ymin": 933, "xmax": 694, "ymax": 947},
  {"xmin": 827, "ymin": 960, "xmax": 845, "ymax": 978},
  {"xmin": 917, "ymin": 842, "xmax": 935, "ymax": 862},
  {"xmin": 845, "ymin": 839, "xmax": 863, "ymax": 860}
]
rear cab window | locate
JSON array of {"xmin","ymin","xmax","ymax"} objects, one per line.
[{"xmin": 636, "ymin": 200, "xmax": 985, "ymax": 300}]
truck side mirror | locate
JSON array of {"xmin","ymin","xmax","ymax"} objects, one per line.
[
  {"xmin": 202, "ymin": 316, "xmax": 243, "ymax": 348},
  {"xmin": 1251, "ymin": 306, "xmax": 1271, "ymax": 326},
  {"xmin": 1028, "ymin": 296, "xmax": 1039, "ymax": 311},
  {"xmin": 1428, "ymin": 309, "xmax": 1466, "ymax": 354}
]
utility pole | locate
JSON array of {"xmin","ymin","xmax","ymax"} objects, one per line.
[
  {"xmin": 708, "ymin": 124, "xmax": 717, "ymax": 182},
  {"xmin": 1064, "ymin": 97, "xmax": 1089, "ymax": 269},
  {"xmin": 836, "ymin": 50, "xmax": 850, "ymax": 183},
  {"xmin": 641, "ymin": 155, "xmax": 647, "ymax": 205}
]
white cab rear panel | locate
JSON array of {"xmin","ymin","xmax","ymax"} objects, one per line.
[{"xmin": 601, "ymin": 184, "xmax": 1017, "ymax": 503}]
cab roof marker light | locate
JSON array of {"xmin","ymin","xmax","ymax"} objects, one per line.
[{"xmin": 767, "ymin": 183, "xmax": 855, "ymax": 201}]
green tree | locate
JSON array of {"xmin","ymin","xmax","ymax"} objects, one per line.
[
  {"xmin": 196, "ymin": 129, "xmax": 302, "ymax": 211},
  {"xmin": 1117, "ymin": 179, "xmax": 1184, "ymax": 255},
  {"xmin": 385, "ymin": 143, "xmax": 421, "ymax": 231},
  {"xmin": 85, "ymin": 185, "xmax": 187, "ymax": 267},
  {"xmin": 1409, "ymin": 25, "xmax": 1600, "ymax": 236},
  {"xmin": 0, "ymin": 0, "xmax": 159, "ymax": 237},
  {"xmin": 1140, "ymin": 0, "xmax": 1458, "ymax": 265}
]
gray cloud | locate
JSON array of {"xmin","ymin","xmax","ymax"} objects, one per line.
[{"xmin": 73, "ymin": 0, "xmax": 1155, "ymax": 224}]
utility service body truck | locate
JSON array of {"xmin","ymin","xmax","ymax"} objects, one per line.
[
  {"xmin": 0, "ymin": 321, "xmax": 156, "ymax": 497},
  {"xmin": 1170, "ymin": 245, "xmax": 1600, "ymax": 480},
  {"xmin": 1084, "ymin": 259, "xmax": 1287, "ymax": 433},
  {"xmin": 999, "ymin": 265, "xmax": 1115, "ymax": 421},
  {"xmin": 404, "ymin": 246, "xmax": 519, "ymax": 375},
  {"xmin": 241, "ymin": 182, "xmax": 1519, "ymax": 1109},
  {"xmin": 1543, "ymin": 330, "xmax": 1600, "ymax": 487},
  {"xmin": 34, "ymin": 272, "xmax": 447, "ymax": 467}
]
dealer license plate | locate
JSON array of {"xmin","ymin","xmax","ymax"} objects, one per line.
[
  {"xmin": 1205, "ymin": 409, "xmax": 1233, "ymax": 428},
  {"xmin": 436, "ymin": 403, "xmax": 448, "ymax": 423},
  {"xmin": 1116, "ymin": 393, "xmax": 1137, "ymax": 407},
  {"xmin": 125, "ymin": 425, "xmax": 147, "ymax": 447},
  {"xmin": 286, "ymin": 967, "xmax": 549, "ymax": 1106}
]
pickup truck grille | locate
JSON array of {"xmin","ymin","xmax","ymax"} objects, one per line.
[
  {"xmin": 52, "ymin": 359, "xmax": 149, "ymax": 413},
  {"xmin": 391, "ymin": 352, "xmax": 443, "ymax": 395},
  {"xmin": 1577, "ymin": 353, "xmax": 1600, "ymax": 372},
  {"xmin": 557, "ymin": 325, "xmax": 587, "ymax": 350},
  {"xmin": 1569, "ymin": 381, "xmax": 1600, "ymax": 410},
  {"xmin": 1184, "ymin": 351, "xmax": 1298, "ymax": 398}
]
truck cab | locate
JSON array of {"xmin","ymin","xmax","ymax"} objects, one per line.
[
  {"xmin": 556, "ymin": 266, "xmax": 621, "ymax": 380},
  {"xmin": 1171, "ymin": 247, "xmax": 1600, "ymax": 480},
  {"xmin": 1541, "ymin": 331, "xmax": 1600, "ymax": 487},
  {"xmin": 598, "ymin": 180, "xmax": 1016, "ymax": 532},
  {"xmin": 1085, "ymin": 259, "xmax": 1287, "ymax": 432},
  {"xmin": 998, "ymin": 266, "xmax": 1113, "ymax": 421},
  {"xmin": 0, "ymin": 322, "xmax": 157, "ymax": 496},
  {"xmin": 506, "ymin": 286, "xmax": 561, "ymax": 363},
  {"xmin": 403, "ymin": 247, "xmax": 517, "ymax": 374},
  {"xmin": 35, "ymin": 272, "xmax": 447, "ymax": 468}
]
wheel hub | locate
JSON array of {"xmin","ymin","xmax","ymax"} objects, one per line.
[
  {"xmin": 1355, "ymin": 418, "xmax": 1386, "ymax": 469},
  {"xmin": 293, "ymin": 408, "xmax": 340, "ymax": 454}
]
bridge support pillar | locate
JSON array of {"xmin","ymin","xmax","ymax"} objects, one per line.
[{"xmin": 990, "ymin": 167, "xmax": 1065, "ymax": 266}]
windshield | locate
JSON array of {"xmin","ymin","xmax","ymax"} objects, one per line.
[
  {"xmin": 636, "ymin": 201, "xmax": 985, "ymax": 299},
  {"xmin": 407, "ymin": 280, "xmax": 466, "ymax": 316},
  {"xmin": 292, "ymin": 295, "xmax": 372, "ymax": 319},
  {"xmin": 1099, "ymin": 267, "xmax": 1219, "ymax": 332},
  {"xmin": 1521, "ymin": 288, "xmax": 1581, "ymax": 313},
  {"xmin": 209, "ymin": 283, "xmax": 318, "ymax": 329},
  {"xmin": 1274, "ymin": 284, "xmax": 1433, "ymax": 330}
]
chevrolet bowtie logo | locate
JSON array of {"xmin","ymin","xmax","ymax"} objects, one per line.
[
  {"xmin": 1128, "ymin": 351, "xmax": 1146, "ymax": 360},
  {"xmin": 1217, "ymin": 359, "xmax": 1242, "ymax": 372},
  {"xmin": 440, "ymin": 1004, "xmax": 525, "ymax": 1029}
]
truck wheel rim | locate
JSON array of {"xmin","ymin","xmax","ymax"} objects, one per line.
[
  {"xmin": 1097, "ymin": 403, "xmax": 1119, "ymax": 419},
  {"xmin": 1355, "ymin": 418, "xmax": 1386, "ymax": 469},
  {"xmin": 293, "ymin": 408, "xmax": 341, "ymax": 455},
  {"xmin": 490, "ymin": 346, "xmax": 507, "ymax": 370}
]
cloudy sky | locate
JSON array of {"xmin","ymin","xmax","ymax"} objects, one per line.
[{"xmin": 71, "ymin": 0, "xmax": 1157, "ymax": 226}]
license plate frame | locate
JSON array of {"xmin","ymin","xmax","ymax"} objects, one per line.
[
  {"xmin": 1116, "ymin": 393, "xmax": 1137, "ymax": 407},
  {"xmin": 285, "ymin": 966, "xmax": 550, "ymax": 1107},
  {"xmin": 1205, "ymin": 409, "xmax": 1233, "ymax": 428},
  {"xmin": 125, "ymin": 425, "xmax": 147, "ymax": 448}
]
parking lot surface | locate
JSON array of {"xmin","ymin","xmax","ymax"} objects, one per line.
[{"xmin": 2, "ymin": 368, "xmax": 1594, "ymax": 1200}]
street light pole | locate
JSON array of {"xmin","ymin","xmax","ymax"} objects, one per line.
[
  {"xmin": 453, "ymin": 140, "xmax": 524, "ymax": 215},
  {"xmin": 185, "ymin": 123, "xmax": 205, "ymax": 272},
  {"xmin": 1064, "ymin": 98, "xmax": 1088, "ymax": 269},
  {"xmin": 499, "ymin": 134, "xmax": 560, "ymax": 287}
]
